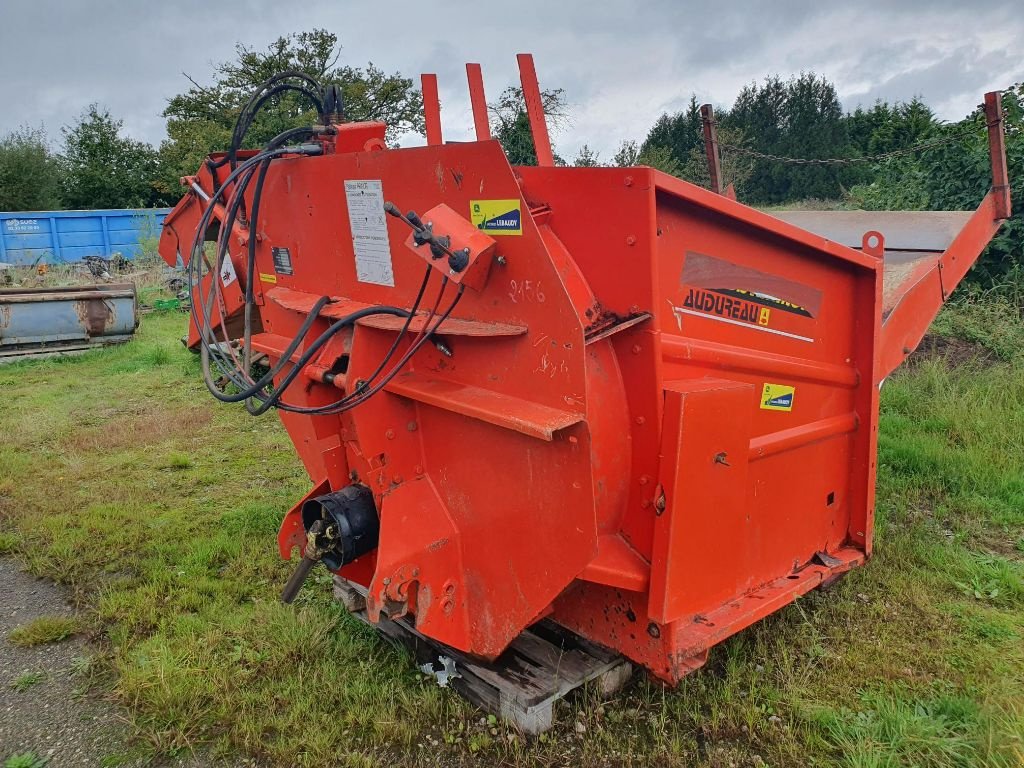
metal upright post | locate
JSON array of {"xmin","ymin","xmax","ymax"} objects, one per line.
[{"xmin": 700, "ymin": 104, "xmax": 724, "ymax": 195}]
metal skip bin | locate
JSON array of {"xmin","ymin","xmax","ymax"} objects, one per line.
[{"xmin": 0, "ymin": 284, "xmax": 139, "ymax": 362}]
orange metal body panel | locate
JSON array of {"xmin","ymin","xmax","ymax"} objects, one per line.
[{"xmin": 160, "ymin": 62, "xmax": 1008, "ymax": 684}]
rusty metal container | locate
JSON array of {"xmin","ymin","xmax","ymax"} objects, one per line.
[{"xmin": 0, "ymin": 283, "xmax": 138, "ymax": 362}]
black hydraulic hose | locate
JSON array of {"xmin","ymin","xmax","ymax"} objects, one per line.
[
  {"xmin": 195, "ymin": 124, "xmax": 321, "ymax": 390},
  {"xmin": 203, "ymin": 295, "xmax": 331, "ymax": 403},
  {"xmin": 303, "ymin": 282, "xmax": 465, "ymax": 417},
  {"xmin": 189, "ymin": 147, "xmax": 312, "ymax": 393},
  {"xmin": 331, "ymin": 265, "xmax": 432, "ymax": 396},
  {"xmin": 228, "ymin": 84, "xmax": 324, "ymax": 171},
  {"xmin": 266, "ymin": 266, "xmax": 436, "ymax": 416},
  {"xmin": 241, "ymin": 127, "xmax": 319, "ymax": 386},
  {"xmin": 227, "ymin": 73, "xmax": 324, "ymax": 163},
  {"xmin": 245, "ymin": 305, "xmax": 412, "ymax": 416},
  {"xmin": 207, "ymin": 69, "xmax": 325, "ymax": 172}
]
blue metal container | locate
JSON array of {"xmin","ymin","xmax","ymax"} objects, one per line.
[{"xmin": 0, "ymin": 208, "xmax": 172, "ymax": 266}]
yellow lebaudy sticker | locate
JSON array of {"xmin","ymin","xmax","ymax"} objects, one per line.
[
  {"xmin": 259, "ymin": 273, "xmax": 278, "ymax": 284},
  {"xmin": 760, "ymin": 383, "xmax": 795, "ymax": 412},
  {"xmin": 470, "ymin": 199, "xmax": 522, "ymax": 235}
]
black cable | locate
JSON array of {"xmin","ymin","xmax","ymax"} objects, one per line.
[
  {"xmin": 227, "ymin": 84, "xmax": 324, "ymax": 171},
  {"xmin": 263, "ymin": 267, "xmax": 437, "ymax": 415},
  {"xmin": 187, "ymin": 72, "xmax": 462, "ymax": 419},
  {"xmin": 207, "ymin": 70, "xmax": 326, "ymax": 176},
  {"xmin": 196, "ymin": 132, "xmax": 426, "ymax": 415},
  {"xmin": 300, "ymin": 282, "xmax": 465, "ymax": 417},
  {"xmin": 245, "ymin": 304, "xmax": 412, "ymax": 415},
  {"xmin": 188, "ymin": 146, "xmax": 314, "ymax": 395}
]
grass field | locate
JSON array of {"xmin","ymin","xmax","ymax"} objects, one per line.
[{"xmin": 1, "ymin": 300, "xmax": 1023, "ymax": 767}]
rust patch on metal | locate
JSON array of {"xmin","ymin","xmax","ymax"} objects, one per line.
[{"xmin": 75, "ymin": 299, "xmax": 114, "ymax": 336}]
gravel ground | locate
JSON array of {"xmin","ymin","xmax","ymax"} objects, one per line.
[
  {"xmin": 0, "ymin": 559, "xmax": 262, "ymax": 767},
  {"xmin": 0, "ymin": 557, "xmax": 136, "ymax": 765}
]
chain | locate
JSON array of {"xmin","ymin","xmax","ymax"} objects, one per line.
[{"xmin": 713, "ymin": 120, "xmax": 997, "ymax": 166}]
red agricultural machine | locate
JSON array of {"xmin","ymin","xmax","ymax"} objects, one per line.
[{"xmin": 159, "ymin": 56, "xmax": 1011, "ymax": 698}]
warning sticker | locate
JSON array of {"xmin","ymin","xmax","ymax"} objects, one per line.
[
  {"xmin": 219, "ymin": 254, "xmax": 237, "ymax": 287},
  {"xmin": 259, "ymin": 272, "xmax": 277, "ymax": 284},
  {"xmin": 760, "ymin": 383, "xmax": 795, "ymax": 412},
  {"xmin": 344, "ymin": 179, "xmax": 394, "ymax": 286},
  {"xmin": 470, "ymin": 199, "xmax": 522, "ymax": 236}
]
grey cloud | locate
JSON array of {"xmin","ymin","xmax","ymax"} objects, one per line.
[{"xmin": 0, "ymin": 0, "xmax": 1020, "ymax": 162}]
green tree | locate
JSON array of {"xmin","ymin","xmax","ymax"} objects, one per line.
[
  {"xmin": 850, "ymin": 84, "xmax": 1023, "ymax": 284},
  {"xmin": 848, "ymin": 97, "xmax": 937, "ymax": 156},
  {"xmin": 488, "ymin": 86, "xmax": 568, "ymax": 166},
  {"xmin": 677, "ymin": 125, "xmax": 755, "ymax": 194},
  {"xmin": 61, "ymin": 105, "xmax": 164, "ymax": 209},
  {"xmin": 573, "ymin": 143, "xmax": 601, "ymax": 167},
  {"xmin": 723, "ymin": 73, "xmax": 855, "ymax": 203},
  {"xmin": 160, "ymin": 29, "xmax": 424, "ymax": 193},
  {"xmin": 0, "ymin": 126, "xmax": 62, "ymax": 211},
  {"xmin": 640, "ymin": 95, "xmax": 703, "ymax": 169},
  {"xmin": 612, "ymin": 139, "xmax": 681, "ymax": 176}
]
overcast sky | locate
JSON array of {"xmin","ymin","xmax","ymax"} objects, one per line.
[{"xmin": 2, "ymin": 0, "xmax": 1020, "ymax": 162}]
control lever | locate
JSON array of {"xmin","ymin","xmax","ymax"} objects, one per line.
[
  {"xmin": 384, "ymin": 201, "xmax": 469, "ymax": 273},
  {"xmin": 280, "ymin": 518, "xmax": 336, "ymax": 603}
]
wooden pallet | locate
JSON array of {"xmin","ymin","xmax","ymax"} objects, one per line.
[{"xmin": 334, "ymin": 577, "xmax": 633, "ymax": 734}]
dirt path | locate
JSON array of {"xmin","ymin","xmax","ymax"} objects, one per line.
[
  {"xmin": 0, "ymin": 559, "xmax": 265, "ymax": 767},
  {"xmin": 0, "ymin": 558, "xmax": 140, "ymax": 764}
]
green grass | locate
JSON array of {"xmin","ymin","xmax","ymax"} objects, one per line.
[
  {"xmin": 10, "ymin": 670, "xmax": 46, "ymax": 692},
  {"xmin": 0, "ymin": 307, "xmax": 1022, "ymax": 766},
  {"xmin": 3, "ymin": 754, "xmax": 48, "ymax": 768},
  {"xmin": 8, "ymin": 616, "xmax": 78, "ymax": 647}
]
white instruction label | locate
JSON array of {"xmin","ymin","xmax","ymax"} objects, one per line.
[{"xmin": 344, "ymin": 179, "xmax": 394, "ymax": 287}]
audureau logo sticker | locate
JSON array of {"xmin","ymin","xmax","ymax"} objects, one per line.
[
  {"xmin": 470, "ymin": 199, "xmax": 522, "ymax": 235},
  {"xmin": 671, "ymin": 251, "xmax": 824, "ymax": 343}
]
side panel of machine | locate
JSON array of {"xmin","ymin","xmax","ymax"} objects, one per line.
[
  {"xmin": 652, "ymin": 184, "xmax": 879, "ymax": 594},
  {"xmin": 650, "ymin": 378, "xmax": 754, "ymax": 624}
]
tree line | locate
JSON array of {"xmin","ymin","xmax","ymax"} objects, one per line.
[
  {"xmin": 2, "ymin": 29, "xmax": 1019, "ymax": 280},
  {"xmin": 0, "ymin": 30, "xmax": 423, "ymax": 213}
]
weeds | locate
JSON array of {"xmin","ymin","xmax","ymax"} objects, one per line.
[
  {"xmin": 0, "ymin": 533, "xmax": 17, "ymax": 555},
  {"xmin": 812, "ymin": 690, "xmax": 984, "ymax": 768},
  {"xmin": 8, "ymin": 616, "xmax": 78, "ymax": 647},
  {"xmin": 3, "ymin": 754, "xmax": 48, "ymax": 768},
  {"xmin": 10, "ymin": 670, "xmax": 46, "ymax": 692}
]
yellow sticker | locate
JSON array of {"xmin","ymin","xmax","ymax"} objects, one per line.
[
  {"xmin": 259, "ymin": 273, "xmax": 278, "ymax": 284},
  {"xmin": 470, "ymin": 199, "xmax": 522, "ymax": 235},
  {"xmin": 758, "ymin": 307, "xmax": 771, "ymax": 326},
  {"xmin": 760, "ymin": 383, "xmax": 795, "ymax": 412}
]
